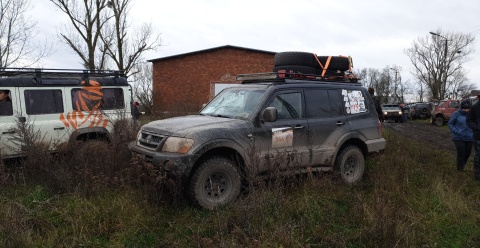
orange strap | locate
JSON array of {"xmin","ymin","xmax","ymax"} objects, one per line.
[
  {"xmin": 313, "ymin": 54, "xmax": 333, "ymax": 77},
  {"xmin": 321, "ymin": 56, "xmax": 332, "ymax": 77},
  {"xmin": 313, "ymin": 53, "xmax": 324, "ymax": 70}
]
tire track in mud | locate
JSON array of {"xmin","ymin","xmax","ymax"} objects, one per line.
[{"xmin": 382, "ymin": 120, "xmax": 456, "ymax": 155}]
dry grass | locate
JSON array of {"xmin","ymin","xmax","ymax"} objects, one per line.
[{"xmin": 0, "ymin": 124, "xmax": 480, "ymax": 247}]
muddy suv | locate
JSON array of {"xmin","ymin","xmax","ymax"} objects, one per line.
[
  {"xmin": 409, "ymin": 102, "xmax": 433, "ymax": 120},
  {"xmin": 129, "ymin": 54, "xmax": 386, "ymax": 209},
  {"xmin": 382, "ymin": 104, "xmax": 403, "ymax": 122},
  {"xmin": 0, "ymin": 68, "xmax": 132, "ymax": 159},
  {"xmin": 430, "ymin": 100, "xmax": 459, "ymax": 126}
]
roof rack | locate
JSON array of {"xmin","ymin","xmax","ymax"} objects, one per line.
[
  {"xmin": 0, "ymin": 68, "xmax": 126, "ymax": 78},
  {"xmin": 236, "ymin": 70, "xmax": 360, "ymax": 84}
]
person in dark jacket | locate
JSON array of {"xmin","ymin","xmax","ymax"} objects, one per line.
[
  {"xmin": 132, "ymin": 101, "xmax": 141, "ymax": 128},
  {"xmin": 448, "ymin": 99, "xmax": 473, "ymax": 171},
  {"xmin": 399, "ymin": 103, "xmax": 409, "ymax": 123},
  {"xmin": 0, "ymin": 90, "xmax": 13, "ymax": 116},
  {"xmin": 368, "ymin": 87, "xmax": 384, "ymax": 122},
  {"xmin": 466, "ymin": 97, "xmax": 480, "ymax": 180}
]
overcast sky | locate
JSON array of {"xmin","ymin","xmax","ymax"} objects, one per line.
[{"xmin": 32, "ymin": 0, "xmax": 480, "ymax": 90}]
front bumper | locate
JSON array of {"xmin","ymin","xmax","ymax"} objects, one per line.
[
  {"xmin": 384, "ymin": 113, "xmax": 402, "ymax": 120},
  {"xmin": 128, "ymin": 141, "xmax": 200, "ymax": 176}
]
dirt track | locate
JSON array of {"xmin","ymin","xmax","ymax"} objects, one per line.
[{"xmin": 382, "ymin": 120, "xmax": 456, "ymax": 155}]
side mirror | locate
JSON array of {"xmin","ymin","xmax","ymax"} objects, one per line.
[
  {"xmin": 262, "ymin": 107, "xmax": 278, "ymax": 122},
  {"xmin": 201, "ymin": 103, "xmax": 207, "ymax": 108}
]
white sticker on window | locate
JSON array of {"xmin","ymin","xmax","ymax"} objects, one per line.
[{"xmin": 342, "ymin": 89, "xmax": 367, "ymax": 115}]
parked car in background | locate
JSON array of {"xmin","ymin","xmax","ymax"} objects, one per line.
[
  {"xmin": 430, "ymin": 99, "xmax": 459, "ymax": 126},
  {"xmin": 409, "ymin": 102, "xmax": 433, "ymax": 120},
  {"xmin": 0, "ymin": 68, "xmax": 132, "ymax": 159},
  {"xmin": 382, "ymin": 104, "xmax": 403, "ymax": 122}
]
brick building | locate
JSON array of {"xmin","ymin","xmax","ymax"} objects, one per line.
[{"xmin": 148, "ymin": 45, "xmax": 276, "ymax": 117}]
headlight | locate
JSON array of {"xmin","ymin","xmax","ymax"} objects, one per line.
[
  {"xmin": 161, "ymin": 137, "xmax": 194, "ymax": 153},
  {"xmin": 135, "ymin": 130, "xmax": 142, "ymax": 145},
  {"xmin": 384, "ymin": 111, "xmax": 387, "ymax": 115},
  {"xmin": 398, "ymin": 111, "xmax": 402, "ymax": 114}
]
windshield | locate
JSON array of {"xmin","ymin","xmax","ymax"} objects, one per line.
[
  {"xmin": 382, "ymin": 105, "xmax": 400, "ymax": 110},
  {"xmin": 200, "ymin": 88, "xmax": 267, "ymax": 119}
]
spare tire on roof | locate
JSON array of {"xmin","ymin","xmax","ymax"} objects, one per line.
[
  {"xmin": 316, "ymin": 56, "xmax": 351, "ymax": 71},
  {"xmin": 273, "ymin": 65, "xmax": 318, "ymax": 75},
  {"xmin": 274, "ymin": 52, "xmax": 319, "ymax": 68},
  {"xmin": 275, "ymin": 52, "xmax": 352, "ymax": 72}
]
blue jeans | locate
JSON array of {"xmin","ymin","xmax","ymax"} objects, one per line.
[{"xmin": 473, "ymin": 140, "xmax": 480, "ymax": 179}]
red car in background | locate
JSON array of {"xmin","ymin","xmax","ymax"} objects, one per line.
[{"xmin": 430, "ymin": 100, "xmax": 460, "ymax": 126}]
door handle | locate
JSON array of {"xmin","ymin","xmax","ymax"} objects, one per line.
[
  {"xmin": 54, "ymin": 127, "xmax": 65, "ymax": 130},
  {"xmin": 294, "ymin": 125, "xmax": 304, "ymax": 129},
  {"xmin": 336, "ymin": 121, "xmax": 345, "ymax": 126},
  {"xmin": 2, "ymin": 131, "xmax": 15, "ymax": 134}
]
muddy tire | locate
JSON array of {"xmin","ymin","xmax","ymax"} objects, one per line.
[
  {"xmin": 187, "ymin": 156, "xmax": 241, "ymax": 210},
  {"xmin": 72, "ymin": 140, "xmax": 110, "ymax": 165},
  {"xmin": 335, "ymin": 146, "xmax": 365, "ymax": 185},
  {"xmin": 435, "ymin": 116, "xmax": 444, "ymax": 126},
  {"xmin": 274, "ymin": 52, "xmax": 318, "ymax": 68},
  {"xmin": 317, "ymin": 56, "xmax": 351, "ymax": 71}
]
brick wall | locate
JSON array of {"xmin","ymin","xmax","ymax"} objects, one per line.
[{"xmin": 151, "ymin": 47, "xmax": 275, "ymax": 117}]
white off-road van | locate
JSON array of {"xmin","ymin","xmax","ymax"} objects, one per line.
[{"xmin": 0, "ymin": 68, "xmax": 132, "ymax": 159}]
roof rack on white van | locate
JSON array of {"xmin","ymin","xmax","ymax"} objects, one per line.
[
  {"xmin": 0, "ymin": 68, "xmax": 129, "ymax": 86},
  {"xmin": 0, "ymin": 68, "xmax": 125, "ymax": 78}
]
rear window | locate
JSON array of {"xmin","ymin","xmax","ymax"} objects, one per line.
[{"xmin": 416, "ymin": 104, "xmax": 431, "ymax": 108}]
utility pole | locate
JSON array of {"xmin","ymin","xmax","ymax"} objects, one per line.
[
  {"xmin": 429, "ymin": 32, "xmax": 448, "ymax": 100},
  {"xmin": 390, "ymin": 67, "xmax": 401, "ymax": 103}
]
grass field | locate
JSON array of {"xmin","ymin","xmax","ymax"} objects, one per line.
[{"xmin": 1, "ymin": 128, "xmax": 479, "ymax": 247}]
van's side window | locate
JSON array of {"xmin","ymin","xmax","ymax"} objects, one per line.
[
  {"xmin": 268, "ymin": 92, "xmax": 303, "ymax": 119},
  {"xmin": 305, "ymin": 89, "xmax": 343, "ymax": 118},
  {"xmin": 24, "ymin": 90, "xmax": 64, "ymax": 115},
  {"xmin": 0, "ymin": 89, "xmax": 13, "ymax": 116},
  {"xmin": 71, "ymin": 88, "xmax": 124, "ymax": 111}
]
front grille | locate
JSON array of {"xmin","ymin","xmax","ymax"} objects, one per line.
[{"xmin": 138, "ymin": 131, "xmax": 166, "ymax": 150}]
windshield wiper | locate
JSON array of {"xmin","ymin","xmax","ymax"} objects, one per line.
[{"xmin": 210, "ymin": 114, "xmax": 229, "ymax": 118}]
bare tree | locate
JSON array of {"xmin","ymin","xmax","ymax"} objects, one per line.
[
  {"xmin": 447, "ymin": 72, "xmax": 475, "ymax": 99},
  {"xmin": 357, "ymin": 67, "xmax": 391, "ymax": 104},
  {"xmin": 102, "ymin": 0, "xmax": 161, "ymax": 76},
  {"xmin": 355, "ymin": 68, "xmax": 367, "ymax": 86},
  {"xmin": 0, "ymin": 0, "xmax": 49, "ymax": 67},
  {"xmin": 131, "ymin": 62, "xmax": 153, "ymax": 115},
  {"xmin": 50, "ymin": 0, "xmax": 111, "ymax": 70},
  {"xmin": 404, "ymin": 29, "xmax": 475, "ymax": 101},
  {"xmin": 50, "ymin": 0, "xmax": 161, "ymax": 74}
]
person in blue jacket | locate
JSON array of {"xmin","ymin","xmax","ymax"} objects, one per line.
[{"xmin": 448, "ymin": 99, "xmax": 473, "ymax": 172}]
